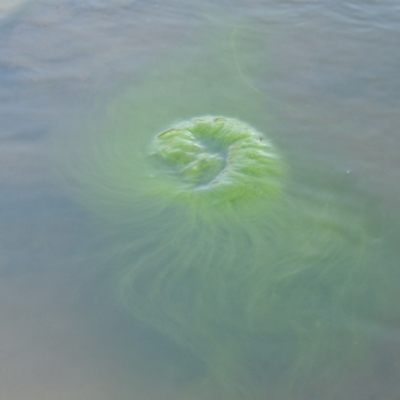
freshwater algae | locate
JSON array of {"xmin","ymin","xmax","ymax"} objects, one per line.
[
  {"xmin": 151, "ymin": 116, "xmax": 284, "ymax": 212},
  {"xmin": 63, "ymin": 115, "xmax": 374, "ymax": 399},
  {"xmin": 58, "ymin": 22, "xmax": 389, "ymax": 400}
]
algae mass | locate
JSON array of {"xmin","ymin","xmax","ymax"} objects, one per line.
[
  {"xmin": 64, "ymin": 116, "xmax": 374, "ymax": 399},
  {"xmin": 151, "ymin": 116, "xmax": 284, "ymax": 211},
  {"xmin": 60, "ymin": 26, "xmax": 386, "ymax": 400}
]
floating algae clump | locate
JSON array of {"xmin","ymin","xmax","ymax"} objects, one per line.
[{"xmin": 150, "ymin": 116, "xmax": 283, "ymax": 211}]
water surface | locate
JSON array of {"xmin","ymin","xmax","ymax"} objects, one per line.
[{"xmin": 1, "ymin": 1, "xmax": 400, "ymax": 399}]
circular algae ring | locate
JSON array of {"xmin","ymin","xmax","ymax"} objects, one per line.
[{"xmin": 151, "ymin": 116, "xmax": 284, "ymax": 210}]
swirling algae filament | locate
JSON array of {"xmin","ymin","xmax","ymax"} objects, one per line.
[
  {"xmin": 59, "ymin": 23, "xmax": 393, "ymax": 400},
  {"xmin": 64, "ymin": 111, "xmax": 382, "ymax": 399},
  {"xmin": 132, "ymin": 118, "xmax": 371, "ymax": 400}
]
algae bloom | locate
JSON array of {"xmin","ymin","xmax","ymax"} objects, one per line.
[{"xmin": 61, "ymin": 102, "xmax": 380, "ymax": 399}]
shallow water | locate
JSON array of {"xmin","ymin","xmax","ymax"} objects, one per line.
[{"xmin": 1, "ymin": 1, "xmax": 400, "ymax": 399}]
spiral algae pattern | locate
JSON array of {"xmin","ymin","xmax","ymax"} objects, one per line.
[
  {"xmin": 57, "ymin": 24, "xmax": 387, "ymax": 400},
  {"xmin": 60, "ymin": 114, "xmax": 378, "ymax": 400}
]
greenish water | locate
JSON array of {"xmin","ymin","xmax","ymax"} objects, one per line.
[{"xmin": 1, "ymin": 1, "xmax": 400, "ymax": 399}]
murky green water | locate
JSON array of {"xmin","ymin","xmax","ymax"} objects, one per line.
[{"xmin": 1, "ymin": 1, "xmax": 400, "ymax": 399}]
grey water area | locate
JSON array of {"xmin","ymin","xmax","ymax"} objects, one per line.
[{"xmin": 1, "ymin": 0, "xmax": 400, "ymax": 399}]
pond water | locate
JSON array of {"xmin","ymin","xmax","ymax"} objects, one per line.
[{"xmin": 1, "ymin": 1, "xmax": 400, "ymax": 399}]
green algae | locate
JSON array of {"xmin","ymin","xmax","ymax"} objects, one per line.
[
  {"xmin": 57, "ymin": 21, "xmax": 395, "ymax": 400},
  {"xmin": 150, "ymin": 116, "xmax": 284, "ymax": 212}
]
